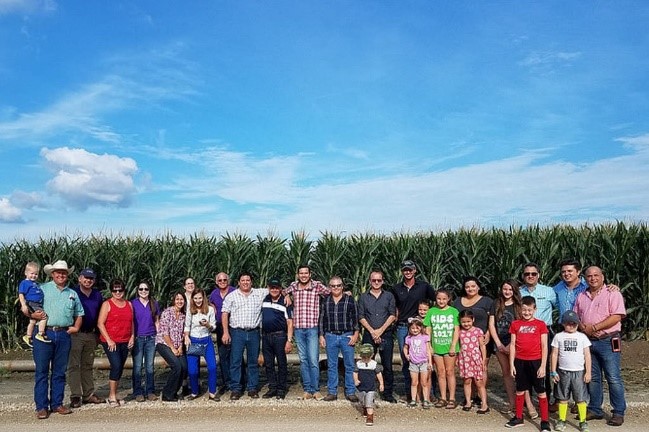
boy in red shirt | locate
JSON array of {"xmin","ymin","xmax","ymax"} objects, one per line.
[{"xmin": 507, "ymin": 296, "xmax": 550, "ymax": 431}]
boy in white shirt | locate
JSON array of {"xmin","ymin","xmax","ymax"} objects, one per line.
[{"xmin": 550, "ymin": 310, "xmax": 592, "ymax": 432}]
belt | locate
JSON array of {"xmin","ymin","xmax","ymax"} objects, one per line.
[
  {"xmin": 79, "ymin": 328, "xmax": 96, "ymax": 333},
  {"xmin": 397, "ymin": 322, "xmax": 408, "ymax": 327},
  {"xmin": 46, "ymin": 326, "xmax": 69, "ymax": 332},
  {"xmin": 589, "ymin": 331, "xmax": 620, "ymax": 341},
  {"xmin": 233, "ymin": 327, "xmax": 259, "ymax": 332},
  {"xmin": 327, "ymin": 330, "xmax": 351, "ymax": 335},
  {"xmin": 263, "ymin": 330, "xmax": 287, "ymax": 336}
]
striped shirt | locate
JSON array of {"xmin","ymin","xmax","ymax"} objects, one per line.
[
  {"xmin": 285, "ymin": 280, "xmax": 330, "ymax": 329},
  {"xmin": 222, "ymin": 288, "xmax": 269, "ymax": 329}
]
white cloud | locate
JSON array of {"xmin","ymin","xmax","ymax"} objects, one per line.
[
  {"xmin": 0, "ymin": 0, "xmax": 56, "ymax": 15},
  {"xmin": 0, "ymin": 45, "xmax": 198, "ymax": 144},
  {"xmin": 9, "ymin": 190, "xmax": 42, "ymax": 208},
  {"xmin": 0, "ymin": 197, "xmax": 22, "ymax": 222},
  {"xmin": 40, "ymin": 147, "xmax": 138, "ymax": 209}
]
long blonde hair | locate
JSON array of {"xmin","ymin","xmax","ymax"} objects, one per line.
[{"xmin": 189, "ymin": 289, "xmax": 208, "ymax": 315}]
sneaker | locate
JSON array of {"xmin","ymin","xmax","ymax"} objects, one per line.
[
  {"xmin": 365, "ymin": 413, "xmax": 374, "ymax": 426},
  {"xmin": 606, "ymin": 415, "xmax": 624, "ymax": 427},
  {"xmin": 70, "ymin": 397, "xmax": 81, "ymax": 408},
  {"xmin": 362, "ymin": 407, "xmax": 368, "ymax": 417},
  {"xmin": 505, "ymin": 417, "xmax": 524, "ymax": 428},
  {"xmin": 35, "ymin": 333, "xmax": 51, "ymax": 343},
  {"xmin": 579, "ymin": 421, "xmax": 589, "ymax": 432},
  {"xmin": 323, "ymin": 394, "xmax": 337, "ymax": 401},
  {"xmin": 584, "ymin": 411, "xmax": 604, "ymax": 421},
  {"xmin": 312, "ymin": 392, "xmax": 323, "ymax": 401},
  {"xmin": 301, "ymin": 392, "xmax": 313, "ymax": 400},
  {"xmin": 554, "ymin": 420, "xmax": 566, "ymax": 431},
  {"xmin": 22, "ymin": 334, "xmax": 33, "ymax": 347},
  {"xmin": 135, "ymin": 395, "xmax": 145, "ymax": 403},
  {"xmin": 345, "ymin": 394, "xmax": 359, "ymax": 403},
  {"xmin": 262, "ymin": 390, "xmax": 277, "ymax": 399},
  {"xmin": 541, "ymin": 421, "xmax": 551, "ymax": 432},
  {"xmin": 147, "ymin": 394, "xmax": 158, "ymax": 401}
]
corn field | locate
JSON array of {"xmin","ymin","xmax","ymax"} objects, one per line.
[{"xmin": 1, "ymin": 223, "xmax": 648, "ymax": 351}]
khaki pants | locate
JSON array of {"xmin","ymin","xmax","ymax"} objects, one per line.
[{"xmin": 67, "ymin": 331, "xmax": 98, "ymax": 399}]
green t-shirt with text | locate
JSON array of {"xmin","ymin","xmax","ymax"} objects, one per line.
[{"xmin": 423, "ymin": 306, "xmax": 459, "ymax": 355}]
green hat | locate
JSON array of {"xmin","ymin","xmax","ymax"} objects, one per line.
[{"xmin": 359, "ymin": 344, "xmax": 373, "ymax": 356}]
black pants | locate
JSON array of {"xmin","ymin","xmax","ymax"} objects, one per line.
[
  {"xmin": 361, "ymin": 331, "xmax": 394, "ymax": 396},
  {"xmin": 156, "ymin": 343, "xmax": 187, "ymax": 399},
  {"xmin": 262, "ymin": 331, "xmax": 289, "ymax": 393}
]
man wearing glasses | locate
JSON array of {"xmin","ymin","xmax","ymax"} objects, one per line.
[
  {"xmin": 358, "ymin": 270, "xmax": 397, "ymax": 403},
  {"xmin": 319, "ymin": 277, "xmax": 359, "ymax": 402},
  {"xmin": 209, "ymin": 272, "xmax": 236, "ymax": 395},
  {"xmin": 67, "ymin": 268, "xmax": 104, "ymax": 408},
  {"xmin": 391, "ymin": 260, "xmax": 435, "ymax": 403}
]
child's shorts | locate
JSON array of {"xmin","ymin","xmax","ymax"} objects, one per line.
[
  {"xmin": 27, "ymin": 301, "xmax": 44, "ymax": 313},
  {"xmin": 358, "ymin": 391, "xmax": 376, "ymax": 408},
  {"xmin": 409, "ymin": 361, "xmax": 429, "ymax": 373},
  {"xmin": 514, "ymin": 358, "xmax": 546, "ymax": 394},
  {"xmin": 555, "ymin": 369, "xmax": 589, "ymax": 403}
]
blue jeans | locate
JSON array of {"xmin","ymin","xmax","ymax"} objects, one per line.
[
  {"xmin": 588, "ymin": 338, "xmax": 626, "ymax": 416},
  {"xmin": 215, "ymin": 322, "xmax": 233, "ymax": 389},
  {"xmin": 156, "ymin": 343, "xmax": 187, "ymax": 400},
  {"xmin": 262, "ymin": 331, "xmax": 289, "ymax": 393},
  {"xmin": 229, "ymin": 328, "xmax": 260, "ymax": 393},
  {"xmin": 186, "ymin": 336, "xmax": 218, "ymax": 395},
  {"xmin": 325, "ymin": 332, "xmax": 356, "ymax": 396},
  {"xmin": 101, "ymin": 342, "xmax": 129, "ymax": 381},
  {"xmin": 396, "ymin": 324, "xmax": 411, "ymax": 393},
  {"xmin": 295, "ymin": 327, "xmax": 320, "ymax": 393},
  {"xmin": 361, "ymin": 330, "xmax": 394, "ymax": 396},
  {"xmin": 132, "ymin": 335, "xmax": 156, "ymax": 396},
  {"xmin": 33, "ymin": 328, "xmax": 71, "ymax": 411}
]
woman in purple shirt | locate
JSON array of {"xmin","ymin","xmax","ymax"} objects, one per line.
[
  {"xmin": 131, "ymin": 281, "xmax": 160, "ymax": 402},
  {"xmin": 156, "ymin": 291, "xmax": 187, "ymax": 402}
]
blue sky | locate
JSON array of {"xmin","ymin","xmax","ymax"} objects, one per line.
[{"xmin": 1, "ymin": 1, "xmax": 648, "ymax": 240}]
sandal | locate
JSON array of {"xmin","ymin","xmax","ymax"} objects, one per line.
[
  {"xmin": 446, "ymin": 400, "xmax": 458, "ymax": 410},
  {"xmin": 106, "ymin": 399, "xmax": 122, "ymax": 408},
  {"xmin": 434, "ymin": 399, "xmax": 447, "ymax": 408}
]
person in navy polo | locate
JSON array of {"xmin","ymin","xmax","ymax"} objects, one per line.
[{"xmin": 261, "ymin": 276, "xmax": 293, "ymax": 399}]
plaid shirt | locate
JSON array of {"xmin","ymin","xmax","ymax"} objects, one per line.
[
  {"xmin": 222, "ymin": 288, "xmax": 269, "ymax": 329},
  {"xmin": 319, "ymin": 295, "xmax": 359, "ymax": 336},
  {"xmin": 285, "ymin": 280, "xmax": 330, "ymax": 329}
]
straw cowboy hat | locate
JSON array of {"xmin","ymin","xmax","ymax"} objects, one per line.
[{"xmin": 43, "ymin": 260, "xmax": 75, "ymax": 275}]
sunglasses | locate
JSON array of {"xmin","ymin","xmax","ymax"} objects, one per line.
[
  {"xmin": 329, "ymin": 283, "xmax": 343, "ymax": 288},
  {"xmin": 138, "ymin": 287, "xmax": 149, "ymax": 291},
  {"xmin": 370, "ymin": 279, "xmax": 383, "ymax": 283},
  {"xmin": 217, "ymin": 278, "xmax": 228, "ymax": 282},
  {"xmin": 112, "ymin": 289, "xmax": 125, "ymax": 293},
  {"xmin": 523, "ymin": 272, "xmax": 539, "ymax": 277}
]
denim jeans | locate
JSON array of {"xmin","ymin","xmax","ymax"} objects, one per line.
[
  {"xmin": 262, "ymin": 331, "xmax": 289, "ymax": 393},
  {"xmin": 215, "ymin": 322, "xmax": 233, "ymax": 389},
  {"xmin": 325, "ymin": 332, "xmax": 356, "ymax": 396},
  {"xmin": 132, "ymin": 335, "xmax": 156, "ymax": 396},
  {"xmin": 229, "ymin": 328, "xmax": 260, "ymax": 393},
  {"xmin": 101, "ymin": 342, "xmax": 129, "ymax": 381},
  {"xmin": 294, "ymin": 327, "xmax": 320, "ymax": 393},
  {"xmin": 588, "ymin": 338, "xmax": 626, "ymax": 416},
  {"xmin": 186, "ymin": 336, "xmax": 217, "ymax": 395},
  {"xmin": 156, "ymin": 343, "xmax": 187, "ymax": 400},
  {"xmin": 396, "ymin": 324, "xmax": 411, "ymax": 393},
  {"xmin": 361, "ymin": 330, "xmax": 394, "ymax": 396},
  {"xmin": 33, "ymin": 328, "xmax": 71, "ymax": 411}
]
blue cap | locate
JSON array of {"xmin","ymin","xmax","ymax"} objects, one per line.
[
  {"xmin": 561, "ymin": 310, "xmax": 580, "ymax": 325},
  {"xmin": 80, "ymin": 268, "xmax": 96, "ymax": 279}
]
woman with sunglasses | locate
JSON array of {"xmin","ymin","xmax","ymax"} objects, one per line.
[
  {"xmin": 156, "ymin": 291, "xmax": 187, "ymax": 402},
  {"xmin": 184, "ymin": 289, "xmax": 218, "ymax": 401},
  {"xmin": 131, "ymin": 281, "xmax": 160, "ymax": 402},
  {"xmin": 97, "ymin": 279, "xmax": 134, "ymax": 407}
]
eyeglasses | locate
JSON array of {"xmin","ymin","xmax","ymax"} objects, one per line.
[
  {"xmin": 138, "ymin": 287, "xmax": 149, "ymax": 291},
  {"xmin": 217, "ymin": 279, "xmax": 228, "ymax": 282},
  {"xmin": 329, "ymin": 283, "xmax": 343, "ymax": 288},
  {"xmin": 112, "ymin": 289, "xmax": 125, "ymax": 293},
  {"xmin": 523, "ymin": 272, "xmax": 538, "ymax": 277},
  {"xmin": 370, "ymin": 279, "xmax": 383, "ymax": 283}
]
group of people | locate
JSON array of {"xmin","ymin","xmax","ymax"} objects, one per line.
[{"xmin": 20, "ymin": 258, "xmax": 627, "ymax": 430}]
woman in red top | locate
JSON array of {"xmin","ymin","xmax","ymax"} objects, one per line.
[{"xmin": 97, "ymin": 279, "xmax": 134, "ymax": 406}]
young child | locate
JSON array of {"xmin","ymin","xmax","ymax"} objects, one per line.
[
  {"xmin": 550, "ymin": 310, "xmax": 592, "ymax": 432},
  {"xmin": 424, "ymin": 288, "xmax": 460, "ymax": 409},
  {"xmin": 458, "ymin": 309, "xmax": 489, "ymax": 413},
  {"xmin": 17, "ymin": 261, "xmax": 49, "ymax": 346},
  {"xmin": 403, "ymin": 317, "xmax": 433, "ymax": 409},
  {"xmin": 417, "ymin": 299, "xmax": 438, "ymax": 403},
  {"xmin": 507, "ymin": 296, "xmax": 550, "ymax": 431},
  {"xmin": 354, "ymin": 343, "xmax": 384, "ymax": 427}
]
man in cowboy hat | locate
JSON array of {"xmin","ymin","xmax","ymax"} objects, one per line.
[{"xmin": 26, "ymin": 260, "xmax": 84, "ymax": 419}]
